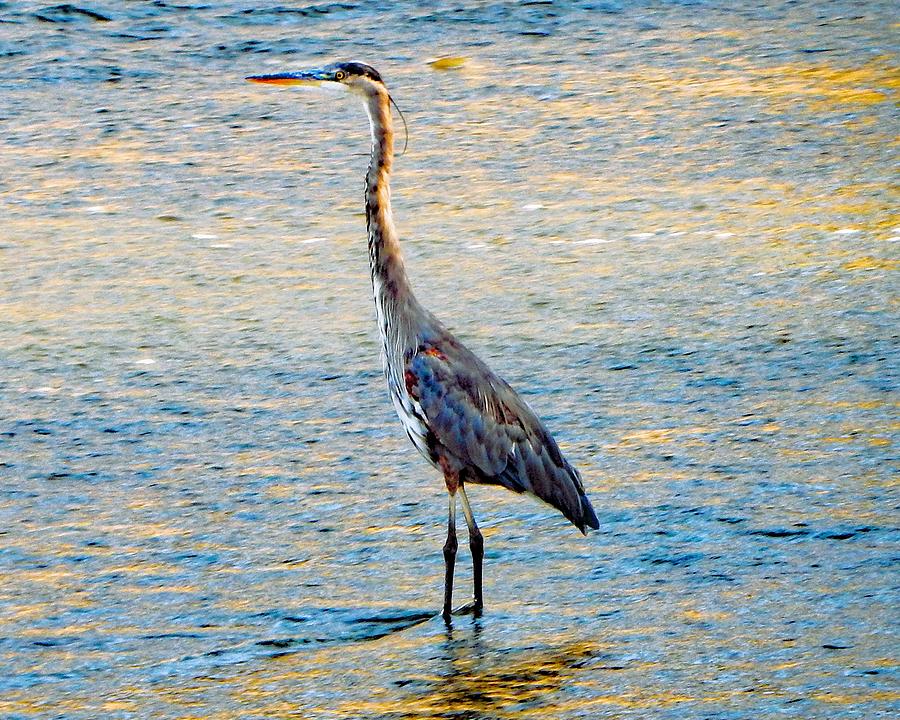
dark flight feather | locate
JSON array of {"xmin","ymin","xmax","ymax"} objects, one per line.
[{"xmin": 405, "ymin": 339, "xmax": 599, "ymax": 533}]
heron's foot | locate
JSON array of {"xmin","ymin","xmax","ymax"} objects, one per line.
[{"xmin": 451, "ymin": 599, "xmax": 483, "ymax": 617}]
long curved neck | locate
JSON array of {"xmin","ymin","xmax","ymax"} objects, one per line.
[{"xmin": 362, "ymin": 86, "xmax": 413, "ymax": 332}]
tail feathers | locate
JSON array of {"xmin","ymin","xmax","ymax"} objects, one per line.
[{"xmin": 578, "ymin": 492, "xmax": 600, "ymax": 534}]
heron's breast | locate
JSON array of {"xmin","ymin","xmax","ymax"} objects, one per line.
[{"xmin": 384, "ymin": 361, "xmax": 437, "ymax": 466}]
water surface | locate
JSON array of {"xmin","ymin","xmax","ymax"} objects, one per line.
[{"xmin": 1, "ymin": 1, "xmax": 897, "ymax": 718}]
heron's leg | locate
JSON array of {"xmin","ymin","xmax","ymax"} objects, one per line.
[
  {"xmin": 442, "ymin": 491, "xmax": 458, "ymax": 621},
  {"xmin": 458, "ymin": 483, "xmax": 484, "ymax": 610}
]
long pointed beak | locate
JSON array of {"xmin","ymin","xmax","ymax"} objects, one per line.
[{"xmin": 246, "ymin": 71, "xmax": 325, "ymax": 86}]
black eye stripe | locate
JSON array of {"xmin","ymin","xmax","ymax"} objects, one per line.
[{"xmin": 332, "ymin": 62, "xmax": 383, "ymax": 83}]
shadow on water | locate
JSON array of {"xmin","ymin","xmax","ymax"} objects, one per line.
[
  {"xmin": 252, "ymin": 606, "xmax": 437, "ymax": 653},
  {"xmin": 150, "ymin": 606, "xmax": 435, "ymax": 679}
]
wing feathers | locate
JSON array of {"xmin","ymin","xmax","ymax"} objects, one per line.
[{"xmin": 406, "ymin": 342, "xmax": 598, "ymax": 532}]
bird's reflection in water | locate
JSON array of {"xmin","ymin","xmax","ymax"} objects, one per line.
[{"xmin": 391, "ymin": 618, "xmax": 599, "ymax": 719}]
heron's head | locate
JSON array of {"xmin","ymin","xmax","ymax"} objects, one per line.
[
  {"xmin": 247, "ymin": 60, "xmax": 408, "ymax": 153},
  {"xmin": 246, "ymin": 61, "xmax": 385, "ymax": 98}
]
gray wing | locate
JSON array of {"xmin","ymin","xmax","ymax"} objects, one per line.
[{"xmin": 405, "ymin": 341, "xmax": 599, "ymax": 533}]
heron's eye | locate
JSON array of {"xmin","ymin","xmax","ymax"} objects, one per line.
[{"xmin": 335, "ymin": 70, "xmax": 347, "ymax": 81}]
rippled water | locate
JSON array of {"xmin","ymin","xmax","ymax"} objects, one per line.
[{"xmin": 1, "ymin": 1, "xmax": 897, "ymax": 718}]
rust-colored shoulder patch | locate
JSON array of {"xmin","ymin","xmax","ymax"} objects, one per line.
[
  {"xmin": 404, "ymin": 368, "xmax": 419, "ymax": 398},
  {"xmin": 421, "ymin": 346, "xmax": 447, "ymax": 360}
]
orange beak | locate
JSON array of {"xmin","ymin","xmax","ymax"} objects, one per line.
[{"xmin": 246, "ymin": 71, "xmax": 326, "ymax": 87}]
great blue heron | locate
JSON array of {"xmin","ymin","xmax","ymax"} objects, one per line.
[{"xmin": 248, "ymin": 61, "xmax": 599, "ymax": 620}]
